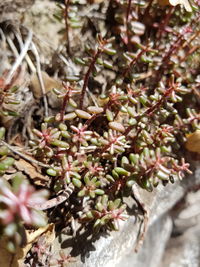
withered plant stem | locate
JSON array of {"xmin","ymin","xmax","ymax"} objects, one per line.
[
  {"xmin": 0, "ymin": 140, "xmax": 51, "ymax": 169},
  {"xmin": 31, "ymin": 183, "xmax": 75, "ymax": 210},
  {"xmin": 132, "ymin": 184, "xmax": 149, "ymax": 252}
]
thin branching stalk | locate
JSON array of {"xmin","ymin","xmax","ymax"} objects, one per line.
[
  {"xmin": 124, "ymin": 85, "xmax": 177, "ymax": 136},
  {"xmin": 142, "ymin": 0, "xmax": 154, "ymax": 19},
  {"xmin": 80, "ymin": 49, "xmax": 102, "ymax": 109},
  {"xmin": 126, "ymin": 0, "xmax": 132, "ymax": 50},
  {"xmin": 155, "ymin": 29, "xmax": 191, "ymax": 85},
  {"xmin": 64, "ymin": 0, "xmax": 71, "ymax": 55},
  {"xmin": 157, "ymin": 6, "xmax": 174, "ymax": 40},
  {"xmin": 60, "ymin": 83, "xmax": 71, "ymax": 122},
  {"xmin": 122, "ymin": 46, "xmax": 149, "ymax": 78}
]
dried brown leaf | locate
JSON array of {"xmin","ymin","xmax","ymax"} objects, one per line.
[
  {"xmin": 14, "ymin": 159, "xmax": 49, "ymax": 185},
  {"xmin": 30, "ymin": 71, "xmax": 62, "ymax": 99},
  {"xmin": 0, "ymin": 224, "xmax": 55, "ymax": 267},
  {"xmin": 185, "ymin": 130, "xmax": 200, "ymax": 154}
]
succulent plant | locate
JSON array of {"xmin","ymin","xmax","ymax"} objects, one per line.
[
  {"xmin": 0, "ymin": 0, "xmax": 200, "ymax": 259},
  {"xmin": 82, "ymin": 194, "xmax": 128, "ymax": 231},
  {"xmin": 0, "ymin": 172, "xmax": 48, "ymax": 251},
  {"xmin": 26, "ymin": 3, "xmax": 199, "ymax": 242}
]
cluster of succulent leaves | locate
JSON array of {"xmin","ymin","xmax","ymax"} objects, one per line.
[
  {"xmin": 0, "ymin": 84, "xmax": 20, "ymax": 117},
  {"xmin": 28, "ymin": 0, "xmax": 200, "ymax": 231},
  {"xmin": 0, "ymin": 0, "xmax": 199, "ymax": 250},
  {"xmin": 0, "ymin": 128, "xmax": 48, "ymax": 252}
]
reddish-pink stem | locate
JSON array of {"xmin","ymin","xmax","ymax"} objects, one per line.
[
  {"xmin": 157, "ymin": 6, "xmax": 174, "ymax": 40},
  {"xmin": 122, "ymin": 47, "xmax": 148, "ymax": 78},
  {"xmin": 64, "ymin": 0, "xmax": 70, "ymax": 55},
  {"xmin": 142, "ymin": 0, "xmax": 154, "ymax": 19},
  {"xmin": 60, "ymin": 93, "xmax": 69, "ymax": 122},
  {"xmin": 79, "ymin": 49, "xmax": 101, "ymax": 109},
  {"xmin": 126, "ymin": 0, "xmax": 132, "ymax": 50},
  {"xmin": 124, "ymin": 86, "xmax": 176, "ymax": 136}
]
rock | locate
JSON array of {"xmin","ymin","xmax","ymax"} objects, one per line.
[
  {"xmin": 160, "ymin": 225, "xmax": 200, "ymax": 267},
  {"xmin": 160, "ymin": 184, "xmax": 200, "ymax": 267},
  {"xmin": 116, "ymin": 215, "xmax": 172, "ymax": 267}
]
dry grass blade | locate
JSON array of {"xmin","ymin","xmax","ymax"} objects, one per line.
[
  {"xmin": 4, "ymin": 30, "xmax": 33, "ymax": 87},
  {"xmin": 31, "ymin": 42, "xmax": 49, "ymax": 117}
]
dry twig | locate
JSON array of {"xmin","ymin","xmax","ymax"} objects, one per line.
[
  {"xmin": 132, "ymin": 184, "xmax": 149, "ymax": 252},
  {"xmin": 0, "ymin": 140, "xmax": 50, "ymax": 169},
  {"xmin": 31, "ymin": 183, "xmax": 75, "ymax": 210}
]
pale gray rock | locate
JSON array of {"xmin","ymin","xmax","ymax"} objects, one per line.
[
  {"xmin": 116, "ymin": 215, "xmax": 172, "ymax": 267},
  {"xmin": 160, "ymin": 182, "xmax": 200, "ymax": 267},
  {"xmin": 160, "ymin": 225, "xmax": 200, "ymax": 267}
]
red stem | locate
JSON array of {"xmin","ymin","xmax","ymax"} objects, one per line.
[
  {"xmin": 146, "ymin": 86, "xmax": 174, "ymax": 115},
  {"xmin": 154, "ymin": 32, "xmax": 185, "ymax": 85},
  {"xmin": 157, "ymin": 7, "xmax": 174, "ymax": 40},
  {"xmin": 124, "ymin": 86, "xmax": 175, "ymax": 136},
  {"xmin": 142, "ymin": 0, "xmax": 154, "ymax": 19},
  {"xmin": 122, "ymin": 47, "xmax": 148, "ymax": 78},
  {"xmin": 60, "ymin": 93, "xmax": 69, "ymax": 122},
  {"xmin": 84, "ymin": 113, "xmax": 101, "ymax": 128},
  {"xmin": 64, "ymin": 0, "xmax": 70, "ymax": 55},
  {"xmin": 79, "ymin": 49, "xmax": 101, "ymax": 109},
  {"xmin": 174, "ymin": 114, "xmax": 200, "ymax": 131},
  {"xmin": 162, "ymin": 35, "xmax": 183, "ymax": 65},
  {"xmin": 126, "ymin": 0, "xmax": 132, "ymax": 50}
]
